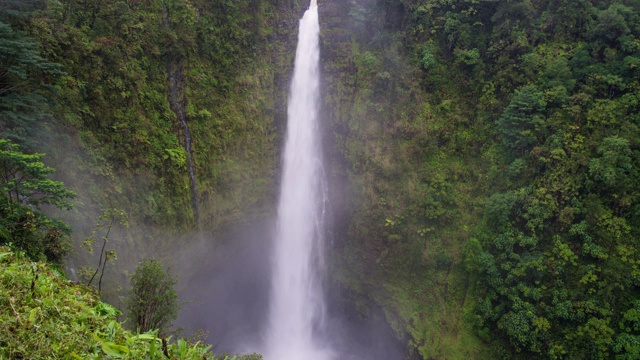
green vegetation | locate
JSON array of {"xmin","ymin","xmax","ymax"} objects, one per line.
[
  {"xmin": 83, "ymin": 208, "xmax": 128, "ymax": 294},
  {"xmin": 3, "ymin": 0, "xmax": 640, "ymax": 358},
  {"xmin": 322, "ymin": 0, "xmax": 640, "ymax": 358},
  {"xmin": 0, "ymin": 15, "xmax": 62, "ymax": 148},
  {"xmin": 0, "ymin": 139, "xmax": 74, "ymax": 264},
  {"xmin": 0, "ymin": 246, "xmax": 262, "ymax": 359},
  {"xmin": 11, "ymin": 0, "xmax": 293, "ymax": 234},
  {"xmin": 0, "ymin": 0, "xmax": 294, "ymax": 357},
  {"xmin": 126, "ymin": 259, "xmax": 179, "ymax": 335}
]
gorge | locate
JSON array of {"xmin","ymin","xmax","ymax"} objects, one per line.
[{"xmin": 2, "ymin": 0, "xmax": 640, "ymax": 359}]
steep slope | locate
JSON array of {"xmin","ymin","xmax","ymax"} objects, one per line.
[
  {"xmin": 13, "ymin": 0, "xmax": 303, "ymax": 288},
  {"xmin": 321, "ymin": 0, "xmax": 640, "ymax": 358},
  {"xmin": 0, "ymin": 246, "xmax": 262, "ymax": 359},
  {"xmin": 320, "ymin": 0, "xmax": 491, "ymax": 357}
]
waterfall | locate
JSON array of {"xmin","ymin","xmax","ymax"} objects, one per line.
[
  {"xmin": 265, "ymin": 1, "xmax": 332, "ymax": 359},
  {"xmin": 163, "ymin": 1, "xmax": 200, "ymax": 224}
]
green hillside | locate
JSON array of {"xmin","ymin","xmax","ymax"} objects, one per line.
[{"xmin": 0, "ymin": 246, "xmax": 261, "ymax": 359}]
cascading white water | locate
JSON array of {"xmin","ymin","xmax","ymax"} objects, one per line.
[{"xmin": 265, "ymin": 1, "xmax": 332, "ymax": 359}]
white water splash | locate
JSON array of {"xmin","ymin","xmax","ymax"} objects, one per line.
[{"xmin": 265, "ymin": 1, "xmax": 333, "ymax": 359}]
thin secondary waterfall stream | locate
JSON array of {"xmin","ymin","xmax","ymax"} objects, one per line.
[{"xmin": 265, "ymin": 0, "xmax": 332, "ymax": 359}]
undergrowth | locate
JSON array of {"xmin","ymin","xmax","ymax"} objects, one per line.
[{"xmin": 0, "ymin": 246, "xmax": 261, "ymax": 360}]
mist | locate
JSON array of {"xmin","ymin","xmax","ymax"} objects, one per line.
[
  {"xmin": 175, "ymin": 220, "xmax": 272, "ymax": 352},
  {"xmin": 175, "ymin": 218, "xmax": 407, "ymax": 360},
  {"xmin": 35, "ymin": 1, "xmax": 409, "ymax": 358},
  {"xmin": 42, "ymin": 100, "xmax": 408, "ymax": 360}
]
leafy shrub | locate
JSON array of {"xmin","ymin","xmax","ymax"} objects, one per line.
[
  {"xmin": 421, "ymin": 46, "xmax": 436, "ymax": 70},
  {"xmin": 126, "ymin": 259, "xmax": 179, "ymax": 335},
  {"xmin": 454, "ymin": 47, "xmax": 480, "ymax": 65}
]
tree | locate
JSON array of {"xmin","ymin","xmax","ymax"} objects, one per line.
[
  {"xmin": 0, "ymin": 139, "xmax": 74, "ymax": 208},
  {"xmin": 0, "ymin": 139, "xmax": 75, "ymax": 263},
  {"xmin": 588, "ymin": 136, "xmax": 633, "ymax": 191},
  {"xmin": 0, "ymin": 21, "xmax": 62, "ymax": 147},
  {"xmin": 84, "ymin": 208, "xmax": 129, "ymax": 294},
  {"xmin": 126, "ymin": 259, "xmax": 179, "ymax": 335},
  {"xmin": 496, "ymin": 85, "xmax": 547, "ymax": 158}
]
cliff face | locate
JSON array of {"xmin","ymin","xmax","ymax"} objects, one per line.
[
  {"xmin": 20, "ymin": 0, "xmax": 303, "ymax": 306},
  {"xmin": 317, "ymin": 0, "xmax": 489, "ymax": 357},
  {"xmin": 48, "ymin": 0, "xmax": 306, "ymax": 221}
]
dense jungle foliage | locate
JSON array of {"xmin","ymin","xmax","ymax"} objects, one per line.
[
  {"xmin": 2, "ymin": 0, "xmax": 640, "ymax": 358},
  {"xmin": 2, "ymin": 0, "xmax": 293, "ymax": 232},
  {"xmin": 321, "ymin": 0, "xmax": 640, "ymax": 358}
]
